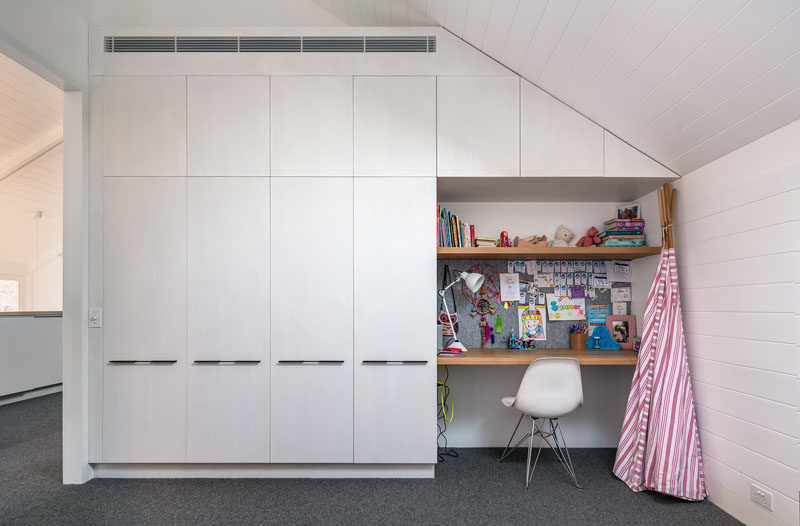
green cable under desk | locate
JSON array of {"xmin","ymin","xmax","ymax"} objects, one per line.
[{"xmin": 437, "ymin": 348, "xmax": 639, "ymax": 366}]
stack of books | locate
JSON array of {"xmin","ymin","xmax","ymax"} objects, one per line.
[
  {"xmin": 438, "ymin": 205, "xmax": 476, "ymax": 247},
  {"xmin": 600, "ymin": 218, "xmax": 646, "ymax": 246},
  {"xmin": 475, "ymin": 237, "xmax": 499, "ymax": 247}
]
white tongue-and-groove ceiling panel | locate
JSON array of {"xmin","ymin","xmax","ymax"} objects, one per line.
[
  {"xmin": 314, "ymin": 0, "xmax": 800, "ymax": 175},
  {"xmin": 0, "ymin": 53, "xmax": 62, "ymax": 269}
]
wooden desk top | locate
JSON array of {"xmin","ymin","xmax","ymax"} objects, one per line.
[{"xmin": 437, "ymin": 348, "xmax": 639, "ymax": 366}]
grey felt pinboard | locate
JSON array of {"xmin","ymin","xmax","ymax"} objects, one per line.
[{"xmin": 437, "ymin": 260, "xmax": 631, "ymax": 349}]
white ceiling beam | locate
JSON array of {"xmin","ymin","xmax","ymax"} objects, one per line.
[{"xmin": 0, "ymin": 126, "xmax": 63, "ymax": 184}]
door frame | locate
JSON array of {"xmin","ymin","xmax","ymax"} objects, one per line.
[{"xmin": 0, "ymin": 39, "xmax": 92, "ymax": 484}]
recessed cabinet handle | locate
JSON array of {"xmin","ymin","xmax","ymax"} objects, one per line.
[
  {"xmin": 277, "ymin": 360, "xmax": 345, "ymax": 365},
  {"xmin": 362, "ymin": 360, "xmax": 428, "ymax": 365},
  {"xmin": 193, "ymin": 360, "xmax": 261, "ymax": 365},
  {"xmin": 108, "ymin": 360, "xmax": 178, "ymax": 365}
]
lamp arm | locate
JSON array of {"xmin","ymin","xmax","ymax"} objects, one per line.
[{"xmin": 439, "ymin": 291, "xmax": 460, "ymax": 344}]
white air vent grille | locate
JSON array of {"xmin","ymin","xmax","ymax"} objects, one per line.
[
  {"xmin": 240, "ymin": 36, "xmax": 302, "ymax": 52},
  {"xmin": 104, "ymin": 35, "xmax": 436, "ymax": 53},
  {"xmin": 365, "ymin": 36, "xmax": 431, "ymax": 52},
  {"xmin": 176, "ymin": 36, "xmax": 238, "ymax": 52},
  {"xmin": 302, "ymin": 36, "xmax": 365, "ymax": 52},
  {"xmin": 104, "ymin": 36, "xmax": 176, "ymax": 52}
]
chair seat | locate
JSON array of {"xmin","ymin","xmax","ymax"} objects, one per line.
[{"xmin": 501, "ymin": 396, "xmax": 516, "ymax": 408}]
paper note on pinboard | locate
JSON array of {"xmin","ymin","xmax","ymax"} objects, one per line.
[
  {"xmin": 499, "ymin": 273, "xmax": 521, "ymax": 302},
  {"xmin": 546, "ymin": 294, "xmax": 586, "ymax": 321},
  {"xmin": 611, "ymin": 287, "xmax": 632, "ymax": 302}
]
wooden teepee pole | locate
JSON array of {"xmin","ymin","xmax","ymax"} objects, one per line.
[{"xmin": 658, "ymin": 182, "xmax": 676, "ymax": 249}]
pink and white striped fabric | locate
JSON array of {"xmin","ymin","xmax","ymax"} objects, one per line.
[{"xmin": 614, "ymin": 248, "xmax": 708, "ymax": 501}]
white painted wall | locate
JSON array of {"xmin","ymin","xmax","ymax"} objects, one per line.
[
  {"xmin": 438, "ymin": 201, "xmax": 660, "ymax": 447},
  {"xmin": 672, "ymin": 119, "xmax": 800, "ymax": 526},
  {"xmin": 23, "ymin": 247, "xmax": 64, "ymax": 311}
]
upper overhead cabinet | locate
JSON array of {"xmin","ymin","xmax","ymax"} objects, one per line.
[
  {"xmin": 604, "ymin": 132, "xmax": 678, "ymax": 179},
  {"xmin": 521, "ymin": 81, "xmax": 603, "ymax": 178},
  {"xmin": 437, "ymin": 76, "xmax": 520, "ymax": 177},
  {"xmin": 354, "ymin": 76, "xmax": 436, "ymax": 176},
  {"xmin": 187, "ymin": 76, "xmax": 269, "ymax": 176},
  {"xmin": 271, "ymin": 76, "xmax": 353, "ymax": 176},
  {"xmin": 103, "ymin": 76, "xmax": 186, "ymax": 177}
]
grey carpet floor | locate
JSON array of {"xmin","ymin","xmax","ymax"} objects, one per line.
[{"xmin": 0, "ymin": 393, "xmax": 739, "ymax": 526}]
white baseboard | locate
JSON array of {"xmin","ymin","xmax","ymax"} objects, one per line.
[
  {"xmin": 0, "ymin": 383, "xmax": 62, "ymax": 406},
  {"xmin": 92, "ymin": 463, "xmax": 435, "ymax": 479}
]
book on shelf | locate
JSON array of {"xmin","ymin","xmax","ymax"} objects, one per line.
[
  {"xmin": 601, "ymin": 239, "xmax": 647, "ymax": 247},
  {"xmin": 600, "ymin": 233, "xmax": 646, "ymax": 240},
  {"xmin": 437, "ymin": 204, "xmax": 478, "ymax": 247},
  {"xmin": 603, "ymin": 218, "xmax": 645, "ymax": 232},
  {"xmin": 475, "ymin": 237, "xmax": 499, "ymax": 247}
]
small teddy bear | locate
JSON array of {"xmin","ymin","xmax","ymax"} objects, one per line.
[
  {"xmin": 549, "ymin": 225, "xmax": 574, "ymax": 247},
  {"xmin": 576, "ymin": 226, "xmax": 602, "ymax": 247}
]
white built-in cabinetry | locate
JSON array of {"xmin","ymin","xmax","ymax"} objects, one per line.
[
  {"xmin": 103, "ymin": 76, "xmax": 186, "ymax": 177},
  {"xmin": 271, "ymin": 76, "xmax": 353, "ymax": 176},
  {"xmin": 102, "ymin": 176, "xmax": 187, "ymax": 462},
  {"xmin": 93, "ymin": 66, "xmax": 672, "ymax": 470},
  {"xmin": 353, "ymin": 178, "xmax": 436, "ymax": 463},
  {"xmin": 354, "ymin": 76, "xmax": 436, "ymax": 176},
  {"xmin": 186, "ymin": 177, "xmax": 270, "ymax": 462},
  {"xmin": 437, "ymin": 75, "xmax": 520, "ymax": 177},
  {"xmin": 103, "ymin": 177, "xmax": 187, "ymax": 362},
  {"xmin": 269, "ymin": 177, "xmax": 355, "ymax": 463},
  {"xmin": 521, "ymin": 80, "xmax": 604, "ymax": 177},
  {"xmin": 187, "ymin": 76, "xmax": 270, "ymax": 177}
]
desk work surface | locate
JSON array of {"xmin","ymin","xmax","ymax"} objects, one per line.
[{"xmin": 437, "ymin": 348, "xmax": 639, "ymax": 365}]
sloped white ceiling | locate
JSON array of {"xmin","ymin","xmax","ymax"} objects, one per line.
[
  {"xmin": 313, "ymin": 0, "xmax": 800, "ymax": 175},
  {"xmin": 0, "ymin": 53, "xmax": 62, "ymax": 268}
]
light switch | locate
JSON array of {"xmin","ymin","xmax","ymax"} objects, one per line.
[{"xmin": 88, "ymin": 308, "xmax": 102, "ymax": 328}]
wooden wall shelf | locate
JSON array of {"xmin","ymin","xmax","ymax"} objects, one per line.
[
  {"xmin": 437, "ymin": 348, "xmax": 639, "ymax": 366},
  {"xmin": 437, "ymin": 246, "xmax": 661, "ymax": 260}
]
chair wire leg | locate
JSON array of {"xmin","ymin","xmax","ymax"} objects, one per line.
[
  {"xmin": 525, "ymin": 417, "xmax": 535, "ymax": 488},
  {"xmin": 497, "ymin": 413, "xmax": 526, "ymax": 463},
  {"xmin": 549, "ymin": 419, "xmax": 581, "ymax": 489},
  {"xmin": 525, "ymin": 419, "xmax": 545, "ymax": 489}
]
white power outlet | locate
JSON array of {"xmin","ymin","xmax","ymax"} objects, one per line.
[{"xmin": 750, "ymin": 484, "xmax": 773, "ymax": 511}]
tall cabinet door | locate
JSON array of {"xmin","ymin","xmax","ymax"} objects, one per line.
[
  {"xmin": 102, "ymin": 177, "xmax": 187, "ymax": 461},
  {"xmin": 270, "ymin": 177, "xmax": 354, "ymax": 462},
  {"xmin": 354, "ymin": 76, "xmax": 436, "ymax": 176},
  {"xmin": 186, "ymin": 177, "xmax": 270, "ymax": 462},
  {"xmin": 354, "ymin": 178, "xmax": 437, "ymax": 463}
]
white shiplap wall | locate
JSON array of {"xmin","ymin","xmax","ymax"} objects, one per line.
[{"xmin": 673, "ymin": 119, "xmax": 800, "ymax": 526}]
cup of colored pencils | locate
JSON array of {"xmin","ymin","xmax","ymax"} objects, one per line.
[{"xmin": 570, "ymin": 321, "xmax": 588, "ymax": 350}]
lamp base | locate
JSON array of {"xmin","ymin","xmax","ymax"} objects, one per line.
[{"xmin": 440, "ymin": 341, "xmax": 468, "ymax": 354}]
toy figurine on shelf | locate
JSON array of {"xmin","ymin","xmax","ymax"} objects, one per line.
[
  {"xmin": 506, "ymin": 335, "xmax": 536, "ymax": 351},
  {"xmin": 506, "ymin": 335, "xmax": 522, "ymax": 351}
]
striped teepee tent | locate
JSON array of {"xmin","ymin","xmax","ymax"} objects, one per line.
[{"xmin": 613, "ymin": 183, "xmax": 708, "ymax": 501}]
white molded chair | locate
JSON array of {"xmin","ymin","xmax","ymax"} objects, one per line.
[{"xmin": 497, "ymin": 357, "xmax": 584, "ymax": 489}]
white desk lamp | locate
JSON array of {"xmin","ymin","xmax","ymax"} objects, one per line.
[{"xmin": 439, "ymin": 271, "xmax": 485, "ymax": 353}]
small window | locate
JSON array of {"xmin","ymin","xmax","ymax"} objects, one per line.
[{"xmin": 0, "ymin": 279, "xmax": 20, "ymax": 311}]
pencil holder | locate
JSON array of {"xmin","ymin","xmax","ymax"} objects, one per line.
[{"xmin": 570, "ymin": 333, "xmax": 587, "ymax": 351}]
